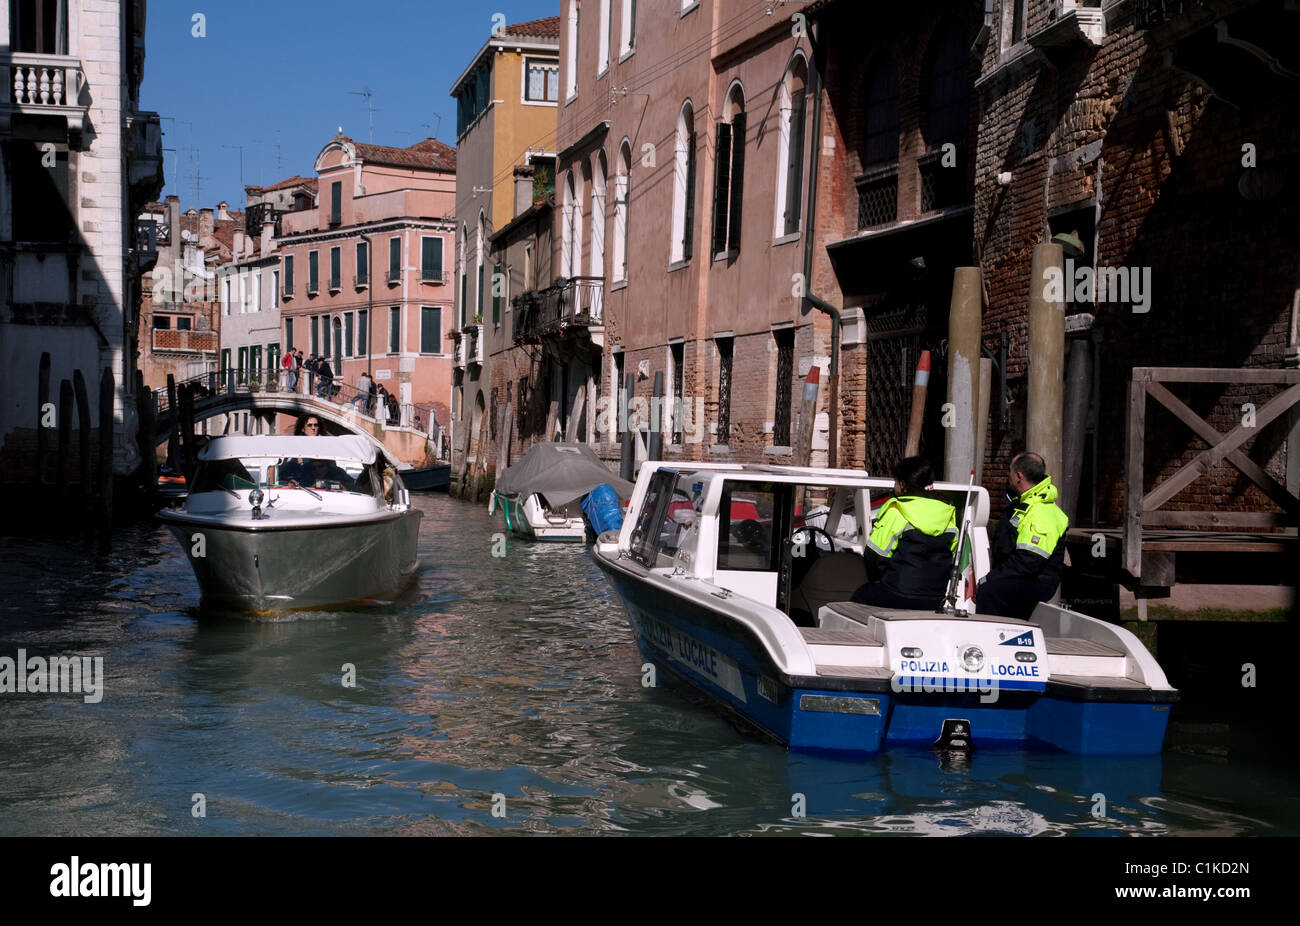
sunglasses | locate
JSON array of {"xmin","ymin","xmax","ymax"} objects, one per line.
[{"xmin": 305, "ymin": 422, "xmax": 320, "ymax": 429}]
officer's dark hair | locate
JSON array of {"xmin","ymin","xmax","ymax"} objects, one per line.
[
  {"xmin": 1011, "ymin": 451, "xmax": 1047, "ymax": 486},
  {"xmin": 893, "ymin": 456, "xmax": 934, "ymax": 496}
]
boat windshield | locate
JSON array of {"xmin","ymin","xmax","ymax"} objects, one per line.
[{"xmin": 191, "ymin": 457, "xmax": 382, "ymax": 496}]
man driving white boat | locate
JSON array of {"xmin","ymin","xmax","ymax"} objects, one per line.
[{"xmin": 850, "ymin": 456, "xmax": 957, "ymax": 611}]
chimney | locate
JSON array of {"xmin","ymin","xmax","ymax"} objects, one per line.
[
  {"xmin": 233, "ymin": 228, "xmax": 246, "ymax": 258},
  {"xmin": 199, "ymin": 207, "xmax": 214, "ymax": 243},
  {"xmin": 261, "ymin": 211, "xmax": 275, "ymax": 256},
  {"xmin": 513, "ymin": 164, "xmax": 536, "ymax": 219},
  {"xmin": 217, "ymin": 201, "xmax": 229, "ymax": 221}
]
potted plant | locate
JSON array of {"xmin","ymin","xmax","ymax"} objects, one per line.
[{"xmin": 472, "ymin": 313, "xmax": 483, "ymax": 325}]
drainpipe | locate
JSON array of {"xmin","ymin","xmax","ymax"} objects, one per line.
[{"xmin": 802, "ymin": 18, "xmax": 839, "ymax": 469}]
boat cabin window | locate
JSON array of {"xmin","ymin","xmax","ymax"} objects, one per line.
[
  {"xmin": 629, "ymin": 469, "xmax": 686, "ymax": 568},
  {"xmin": 191, "ymin": 458, "xmax": 257, "ymax": 494},
  {"xmin": 716, "ymin": 483, "xmax": 777, "ymax": 571},
  {"xmin": 271, "ymin": 457, "xmax": 366, "ymax": 493}
]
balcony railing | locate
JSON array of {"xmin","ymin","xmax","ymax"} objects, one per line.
[
  {"xmin": 420, "ymin": 270, "xmax": 448, "ymax": 284},
  {"xmin": 151, "ymin": 328, "xmax": 219, "ymax": 353},
  {"xmin": 464, "ymin": 325, "xmax": 483, "ymax": 365},
  {"xmin": 387, "ymin": 268, "xmax": 402, "ymax": 284},
  {"xmin": 245, "ymin": 202, "xmax": 282, "ymax": 238},
  {"xmin": 354, "ymin": 273, "xmax": 369, "ymax": 288},
  {"xmin": 1030, "ymin": 0, "xmax": 1107, "ymax": 47},
  {"xmin": 2, "ymin": 54, "xmax": 87, "ymax": 129},
  {"xmin": 512, "ymin": 276, "xmax": 605, "ymax": 345},
  {"xmin": 451, "ymin": 330, "xmax": 466, "ymax": 369},
  {"xmin": 1134, "ymin": 0, "xmax": 1211, "ymax": 29}
]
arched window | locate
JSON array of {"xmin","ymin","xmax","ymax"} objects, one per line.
[
  {"xmin": 711, "ymin": 83, "xmax": 746, "ymax": 256},
  {"xmin": 671, "ymin": 101, "xmax": 696, "ymax": 264},
  {"xmin": 920, "ymin": 25, "xmax": 970, "ymax": 211},
  {"xmin": 476, "ymin": 211, "xmax": 486, "ymax": 322},
  {"xmin": 565, "ymin": 0, "xmax": 580, "ymax": 100},
  {"xmin": 775, "ymin": 54, "xmax": 808, "ymax": 238},
  {"xmin": 459, "ymin": 224, "xmax": 468, "ymax": 327},
  {"xmin": 562, "ymin": 171, "xmax": 576, "ymax": 278},
  {"xmin": 589, "ymin": 150, "xmax": 607, "ymax": 278},
  {"xmin": 613, "ymin": 140, "xmax": 632, "ymax": 283},
  {"xmin": 858, "ymin": 58, "xmax": 900, "ymax": 228},
  {"xmin": 864, "ymin": 59, "xmax": 900, "ymax": 167}
]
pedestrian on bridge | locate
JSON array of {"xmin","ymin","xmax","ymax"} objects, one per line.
[
  {"xmin": 316, "ymin": 357, "xmax": 335, "ymax": 400},
  {"xmin": 352, "ymin": 371, "xmax": 373, "ymax": 413},
  {"xmin": 282, "ymin": 347, "xmax": 297, "ymax": 392}
]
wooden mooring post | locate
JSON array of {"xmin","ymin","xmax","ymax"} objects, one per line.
[
  {"xmin": 73, "ymin": 370, "xmax": 91, "ymax": 498},
  {"xmin": 36, "ymin": 352, "xmax": 50, "ymax": 484},
  {"xmin": 57, "ymin": 380, "xmax": 73, "ymax": 503},
  {"xmin": 97, "ymin": 367, "xmax": 115, "ymax": 549}
]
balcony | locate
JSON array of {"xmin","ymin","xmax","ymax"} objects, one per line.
[
  {"xmin": 246, "ymin": 202, "xmax": 282, "ymax": 238},
  {"xmin": 464, "ymin": 324, "xmax": 483, "ymax": 366},
  {"xmin": 420, "ymin": 270, "xmax": 448, "ymax": 284},
  {"xmin": 1029, "ymin": 1, "xmax": 1107, "ymax": 49},
  {"xmin": 387, "ymin": 268, "xmax": 402, "ymax": 285},
  {"xmin": 512, "ymin": 277, "xmax": 605, "ymax": 345},
  {"xmin": 354, "ymin": 273, "xmax": 369, "ymax": 289},
  {"xmin": 0, "ymin": 54, "xmax": 88, "ymax": 135},
  {"xmin": 152, "ymin": 328, "xmax": 219, "ymax": 354},
  {"xmin": 451, "ymin": 330, "xmax": 466, "ymax": 369},
  {"xmin": 1134, "ymin": 0, "xmax": 1212, "ymax": 29}
]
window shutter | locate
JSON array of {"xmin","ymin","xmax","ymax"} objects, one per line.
[
  {"xmin": 492, "ymin": 263, "xmax": 502, "ymax": 325},
  {"xmin": 683, "ymin": 130, "xmax": 696, "ymax": 262},
  {"xmin": 711, "ymin": 121, "xmax": 732, "ymax": 256},
  {"xmin": 784, "ymin": 92, "xmax": 806, "ymax": 235},
  {"xmin": 727, "ymin": 112, "xmax": 746, "ymax": 253}
]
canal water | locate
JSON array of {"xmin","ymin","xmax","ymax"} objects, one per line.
[{"xmin": 1, "ymin": 494, "xmax": 1295, "ymax": 836}]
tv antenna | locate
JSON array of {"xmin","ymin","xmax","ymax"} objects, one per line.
[{"xmin": 351, "ymin": 88, "xmax": 376, "ymax": 142}]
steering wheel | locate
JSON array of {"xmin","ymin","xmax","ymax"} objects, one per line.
[{"xmin": 790, "ymin": 525, "xmax": 835, "ymax": 557}]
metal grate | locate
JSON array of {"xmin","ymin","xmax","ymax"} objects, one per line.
[
  {"xmin": 919, "ymin": 147, "xmax": 967, "ymax": 213},
  {"xmin": 774, "ymin": 329, "xmax": 794, "ymax": 445},
  {"xmin": 717, "ymin": 338, "xmax": 733, "ymax": 445},
  {"xmin": 1134, "ymin": 0, "xmax": 1209, "ymax": 28},
  {"xmin": 856, "ymin": 170, "xmax": 898, "ymax": 230},
  {"xmin": 864, "ymin": 303, "xmax": 928, "ymax": 474}
]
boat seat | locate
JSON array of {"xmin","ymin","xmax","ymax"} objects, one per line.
[{"xmin": 789, "ymin": 552, "xmax": 867, "ymax": 626}]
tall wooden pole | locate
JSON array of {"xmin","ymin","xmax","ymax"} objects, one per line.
[
  {"xmin": 1028, "ymin": 243, "xmax": 1065, "ymax": 482},
  {"xmin": 73, "ymin": 370, "xmax": 91, "ymax": 496},
  {"xmin": 36, "ymin": 352, "xmax": 50, "ymax": 483},
  {"xmin": 945, "ymin": 268, "xmax": 981, "ymax": 482}
]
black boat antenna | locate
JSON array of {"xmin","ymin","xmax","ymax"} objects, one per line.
[{"xmin": 940, "ymin": 470, "xmax": 977, "ymax": 616}]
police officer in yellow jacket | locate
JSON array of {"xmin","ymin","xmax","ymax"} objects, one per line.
[
  {"xmin": 979, "ymin": 451, "xmax": 1070, "ymax": 619},
  {"xmin": 851, "ymin": 457, "xmax": 957, "ymax": 610}
]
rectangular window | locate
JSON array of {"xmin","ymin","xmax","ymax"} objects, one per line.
[
  {"xmin": 774, "ymin": 328, "xmax": 794, "ymax": 445},
  {"xmin": 310, "ymin": 316, "xmax": 319, "ymax": 354},
  {"xmin": 7, "ymin": 141, "xmax": 70, "ymax": 242},
  {"xmin": 356, "ymin": 241, "xmax": 368, "ymax": 286},
  {"xmin": 285, "ymin": 318, "xmax": 294, "ymax": 351},
  {"xmin": 238, "ymin": 347, "xmax": 249, "ymax": 376},
  {"xmin": 357, "ymin": 309, "xmax": 367, "ymax": 355},
  {"xmin": 177, "ymin": 316, "xmax": 192, "ymax": 331},
  {"xmin": 620, "ymin": 0, "xmax": 636, "ymax": 55},
  {"xmin": 221, "ymin": 348, "xmax": 231, "ymax": 373},
  {"xmin": 524, "ymin": 243, "xmax": 534, "ymax": 291},
  {"xmin": 598, "ymin": 0, "xmax": 610, "ymax": 73},
  {"xmin": 267, "ymin": 343, "xmax": 279, "ymax": 372},
  {"xmin": 344, "ymin": 312, "xmax": 354, "ymax": 357},
  {"xmin": 272, "ymin": 270, "xmax": 280, "ymax": 308},
  {"xmin": 671, "ymin": 342, "xmax": 684, "ymax": 445},
  {"xmin": 389, "ymin": 306, "xmax": 401, "ymax": 353},
  {"xmin": 492, "ymin": 263, "xmax": 502, "ymax": 327},
  {"xmin": 389, "ymin": 237, "xmax": 401, "ymax": 282},
  {"xmin": 477, "ymin": 264, "xmax": 484, "ymax": 320},
  {"xmin": 614, "ymin": 352, "xmax": 626, "ymax": 438},
  {"xmin": 251, "ymin": 345, "xmax": 262, "ymax": 377},
  {"xmin": 330, "ymin": 181, "xmax": 342, "ymax": 225},
  {"xmin": 223, "ymin": 278, "xmax": 231, "ymax": 316},
  {"xmin": 308, "ymin": 251, "xmax": 319, "ymax": 293},
  {"xmin": 10, "ymin": 0, "xmax": 70, "ymax": 54},
  {"xmin": 330, "ymin": 247, "xmax": 341, "ymax": 290},
  {"xmin": 525, "ymin": 58, "xmax": 560, "ymax": 102},
  {"xmin": 284, "ymin": 254, "xmax": 294, "ymax": 294},
  {"xmin": 716, "ymin": 337, "xmax": 733, "ymax": 444},
  {"xmin": 421, "ymin": 237, "xmax": 443, "ymax": 281},
  {"xmin": 152, "ymin": 316, "xmax": 171, "ymax": 329},
  {"xmin": 251, "ymin": 271, "xmax": 261, "ymax": 313},
  {"xmin": 421, "ymin": 307, "xmax": 442, "ymax": 353},
  {"xmin": 460, "ymin": 274, "xmax": 467, "ymax": 327},
  {"xmin": 683, "ymin": 128, "xmax": 696, "ymax": 262}
]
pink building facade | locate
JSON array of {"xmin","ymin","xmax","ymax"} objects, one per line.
[{"xmin": 276, "ymin": 136, "xmax": 457, "ymax": 439}]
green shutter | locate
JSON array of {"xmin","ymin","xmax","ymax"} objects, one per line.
[
  {"xmin": 711, "ymin": 121, "xmax": 732, "ymax": 256},
  {"xmin": 492, "ymin": 263, "xmax": 501, "ymax": 326},
  {"xmin": 727, "ymin": 112, "xmax": 746, "ymax": 253},
  {"xmin": 785, "ymin": 91, "xmax": 806, "ymax": 235},
  {"xmin": 477, "ymin": 265, "xmax": 484, "ymax": 318}
]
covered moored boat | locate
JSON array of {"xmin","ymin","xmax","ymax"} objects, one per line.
[{"xmin": 490, "ymin": 442, "xmax": 633, "ymax": 541}]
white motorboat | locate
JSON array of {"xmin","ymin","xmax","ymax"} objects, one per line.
[
  {"xmin": 592, "ymin": 462, "xmax": 1177, "ymax": 755},
  {"xmin": 490, "ymin": 442, "xmax": 632, "ymax": 542},
  {"xmin": 158, "ymin": 435, "xmax": 421, "ymax": 612}
]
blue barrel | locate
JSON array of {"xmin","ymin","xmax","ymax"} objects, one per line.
[{"xmin": 582, "ymin": 483, "xmax": 624, "ymax": 535}]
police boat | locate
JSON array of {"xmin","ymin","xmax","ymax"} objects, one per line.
[{"xmin": 591, "ymin": 462, "xmax": 1178, "ymax": 756}]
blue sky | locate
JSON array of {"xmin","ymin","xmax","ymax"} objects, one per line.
[{"xmin": 141, "ymin": 0, "xmax": 557, "ymax": 210}]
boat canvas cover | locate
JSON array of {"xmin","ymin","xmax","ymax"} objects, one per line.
[
  {"xmin": 495, "ymin": 442, "xmax": 633, "ymax": 506},
  {"xmin": 198, "ymin": 435, "xmax": 379, "ymax": 465}
]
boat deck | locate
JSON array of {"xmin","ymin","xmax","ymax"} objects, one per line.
[{"xmin": 1046, "ymin": 637, "xmax": 1123, "ymax": 657}]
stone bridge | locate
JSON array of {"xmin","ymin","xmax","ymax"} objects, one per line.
[{"xmin": 153, "ymin": 387, "xmax": 434, "ymax": 467}]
